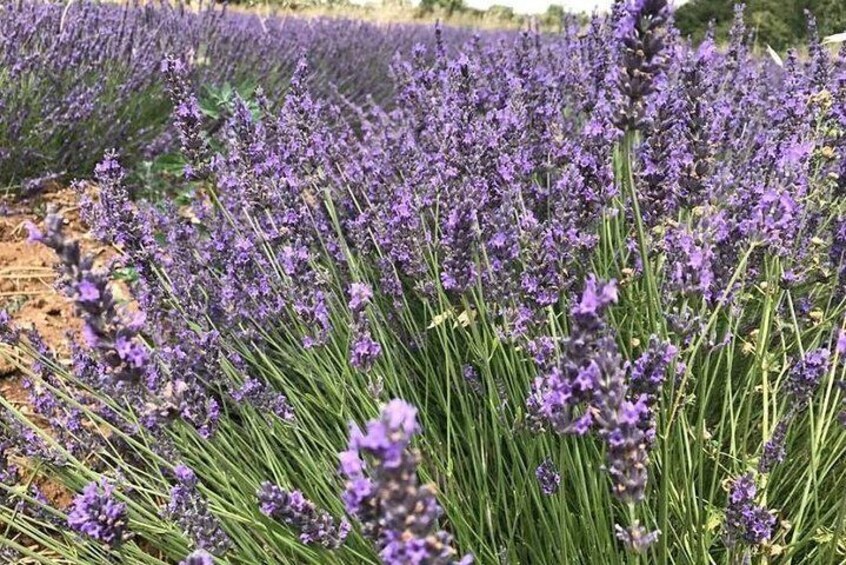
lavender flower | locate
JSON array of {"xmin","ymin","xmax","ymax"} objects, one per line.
[
  {"xmin": 231, "ymin": 378, "xmax": 294, "ymax": 422},
  {"xmin": 340, "ymin": 399, "xmax": 472, "ymax": 564},
  {"xmin": 348, "ymin": 283, "xmax": 374, "ymax": 313},
  {"xmin": 628, "ymin": 336, "xmax": 677, "ymax": 444},
  {"xmin": 784, "ymin": 348, "xmax": 829, "ymax": 410},
  {"xmin": 527, "ymin": 277, "xmax": 619, "ymax": 436},
  {"xmin": 67, "ymin": 479, "xmax": 128, "ymax": 549},
  {"xmin": 164, "ymin": 465, "xmax": 232, "ymax": 556},
  {"xmin": 836, "ymin": 330, "xmax": 846, "ymax": 357},
  {"xmin": 180, "ymin": 550, "xmax": 214, "ymax": 565},
  {"xmin": 257, "ymin": 482, "xmax": 349, "ymax": 549},
  {"xmin": 535, "ymin": 459, "xmax": 560, "ymax": 495},
  {"xmin": 348, "ymin": 282, "xmax": 382, "ymax": 372},
  {"xmin": 27, "ymin": 213, "xmax": 149, "ymax": 385},
  {"xmin": 615, "ymin": 521, "xmax": 660, "ymax": 553},
  {"xmin": 598, "ymin": 393, "xmax": 651, "ymax": 504},
  {"xmin": 154, "ymin": 379, "xmax": 221, "ymax": 439},
  {"xmin": 615, "ymin": 0, "xmax": 671, "ymax": 131},
  {"xmin": 350, "ymin": 329, "xmax": 383, "ymax": 372},
  {"xmin": 462, "ymin": 364, "xmax": 483, "ymax": 395},
  {"xmin": 758, "ymin": 419, "xmax": 789, "ymax": 474},
  {"xmin": 723, "ymin": 474, "xmax": 776, "ymax": 548},
  {"xmin": 161, "ymin": 55, "xmax": 210, "ymax": 179},
  {"xmin": 629, "ymin": 336, "xmax": 677, "ymax": 401}
]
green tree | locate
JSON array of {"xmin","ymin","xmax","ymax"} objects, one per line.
[
  {"xmin": 814, "ymin": 0, "xmax": 846, "ymax": 37},
  {"xmin": 675, "ymin": 0, "xmax": 845, "ymax": 48},
  {"xmin": 487, "ymin": 4, "xmax": 515, "ymax": 21},
  {"xmin": 419, "ymin": 0, "xmax": 465, "ymax": 15}
]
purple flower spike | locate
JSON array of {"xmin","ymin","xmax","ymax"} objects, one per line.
[
  {"xmin": 527, "ymin": 276, "xmax": 620, "ymax": 437},
  {"xmin": 161, "ymin": 54, "xmax": 210, "ymax": 179},
  {"xmin": 785, "ymin": 348, "xmax": 829, "ymax": 410},
  {"xmin": 758, "ymin": 419, "xmax": 789, "ymax": 474},
  {"xmin": 341, "ymin": 400, "xmax": 471, "ymax": 564},
  {"xmin": 231, "ymin": 378, "xmax": 294, "ymax": 422},
  {"xmin": 180, "ymin": 550, "xmax": 214, "ymax": 565},
  {"xmin": 572, "ymin": 276, "xmax": 618, "ymax": 321},
  {"xmin": 837, "ymin": 330, "xmax": 846, "ymax": 357},
  {"xmin": 67, "ymin": 478, "xmax": 127, "ymax": 549},
  {"xmin": 615, "ymin": 0, "xmax": 671, "ymax": 130},
  {"xmin": 257, "ymin": 482, "xmax": 349, "ymax": 549},
  {"xmin": 348, "ymin": 283, "xmax": 374, "ymax": 313},
  {"xmin": 615, "ymin": 521, "xmax": 660, "ymax": 553},
  {"xmin": 24, "ymin": 221, "xmax": 43, "ymax": 243},
  {"xmin": 164, "ymin": 465, "xmax": 231, "ymax": 556},
  {"xmin": 724, "ymin": 474, "xmax": 776, "ymax": 548},
  {"xmin": 535, "ymin": 459, "xmax": 561, "ymax": 495},
  {"xmin": 350, "ymin": 331, "xmax": 382, "ymax": 372},
  {"xmin": 348, "ymin": 283, "xmax": 382, "ymax": 372},
  {"xmin": 30, "ymin": 212, "xmax": 148, "ymax": 385}
]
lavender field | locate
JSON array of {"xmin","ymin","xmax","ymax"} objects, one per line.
[{"xmin": 2, "ymin": 0, "xmax": 846, "ymax": 564}]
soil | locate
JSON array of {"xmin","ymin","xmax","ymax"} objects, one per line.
[{"xmin": 0, "ymin": 186, "xmax": 102, "ymax": 511}]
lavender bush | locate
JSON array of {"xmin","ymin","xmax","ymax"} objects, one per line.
[
  {"xmin": 0, "ymin": 0, "xmax": 484, "ymax": 186},
  {"xmin": 2, "ymin": 1, "xmax": 846, "ymax": 564}
]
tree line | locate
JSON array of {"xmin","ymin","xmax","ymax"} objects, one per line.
[{"xmin": 676, "ymin": 0, "xmax": 846, "ymax": 49}]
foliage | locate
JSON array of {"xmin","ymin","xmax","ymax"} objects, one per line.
[
  {"xmin": 0, "ymin": 0, "xmax": 485, "ymax": 188},
  {"xmin": 2, "ymin": 1, "xmax": 846, "ymax": 565},
  {"xmin": 418, "ymin": 0, "xmax": 465, "ymax": 15},
  {"xmin": 677, "ymin": 0, "xmax": 846, "ymax": 48}
]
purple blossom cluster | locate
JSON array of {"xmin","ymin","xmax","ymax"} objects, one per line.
[
  {"xmin": 784, "ymin": 348, "xmax": 830, "ymax": 410},
  {"xmin": 615, "ymin": 521, "xmax": 661, "ymax": 554},
  {"xmin": 614, "ymin": 0, "xmax": 670, "ymax": 131},
  {"xmin": 163, "ymin": 465, "xmax": 232, "ymax": 556},
  {"xmin": 527, "ymin": 277, "xmax": 670, "ymax": 549},
  {"xmin": 8, "ymin": 0, "xmax": 846, "ymax": 562},
  {"xmin": 348, "ymin": 283, "xmax": 382, "ymax": 372},
  {"xmin": 18, "ymin": 330, "xmax": 104, "ymax": 460},
  {"xmin": 230, "ymin": 378, "xmax": 294, "ymax": 422},
  {"xmin": 180, "ymin": 550, "xmax": 214, "ymax": 565},
  {"xmin": 27, "ymin": 214, "xmax": 149, "ymax": 385},
  {"xmin": 257, "ymin": 482, "xmax": 350, "ymax": 548},
  {"xmin": 67, "ymin": 478, "xmax": 128, "ymax": 549},
  {"xmin": 723, "ymin": 474, "xmax": 776, "ymax": 549},
  {"xmin": 1, "ymin": 0, "xmax": 484, "ymax": 184},
  {"xmin": 755, "ymin": 348, "xmax": 831, "ymax": 474},
  {"xmin": 161, "ymin": 55, "xmax": 211, "ymax": 179},
  {"xmin": 340, "ymin": 400, "xmax": 472, "ymax": 564},
  {"xmin": 758, "ymin": 419, "xmax": 789, "ymax": 474},
  {"xmin": 26, "ymin": 212, "xmax": 222, "ymax": 441},
  {"xmin": 526, "ymin": 277, "xmax": 620, "ymax": 436},
  {"xmin": 535, "ymin": 459, "xmax": 560, "ymax": 496}
]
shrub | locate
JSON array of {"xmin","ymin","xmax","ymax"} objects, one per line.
[
  {"xmin": 0, "ymin": 0, "xmax": 483, "ymax": 187},
  {"xmin": 2, "ymin": 2, "xmax": 846, "ymax": 564}
]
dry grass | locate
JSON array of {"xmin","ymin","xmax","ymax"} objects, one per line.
[{"xmin": 210, "ymin": 1, "xmax": 562, "ymax": 31}]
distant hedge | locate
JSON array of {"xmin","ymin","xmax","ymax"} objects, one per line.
[{"xmin": 676, "ymin": 0, "xmax": 846, "ymax": 49}]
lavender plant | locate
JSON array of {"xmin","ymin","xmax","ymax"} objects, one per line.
[
  {"xmin": 2, "ymin": 2, "xmax": 846, "ymax": 564},
  {"xmin": 0, "ymin": 0, "xmax": 484, "ymax": 187}
]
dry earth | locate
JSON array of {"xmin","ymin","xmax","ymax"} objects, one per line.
[{"xmin": 0, "ymin": 186, "xmax": 107, "ymax": 512}]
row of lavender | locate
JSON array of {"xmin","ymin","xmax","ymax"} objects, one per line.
[
  {"xmin": 0, "ymin": 0, "xmax": 485, "ymax": 186},
  {"xmin": 3, "ymin": 0, "xmax": 846, "ymax": 563}
]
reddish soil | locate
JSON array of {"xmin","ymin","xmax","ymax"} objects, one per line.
[{"xmin": 0, "ymin": 187, "xmax": 97, "ymax": 510}]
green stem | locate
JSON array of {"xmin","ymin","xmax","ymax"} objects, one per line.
[{"xmin": 620, "ymin": 130, "xmax": 664, "ymax": 337}]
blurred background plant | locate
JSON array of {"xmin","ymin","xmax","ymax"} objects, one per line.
[{"xmin": 0, "ymin": 0, "xmax": 485, "ymax": 190}]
